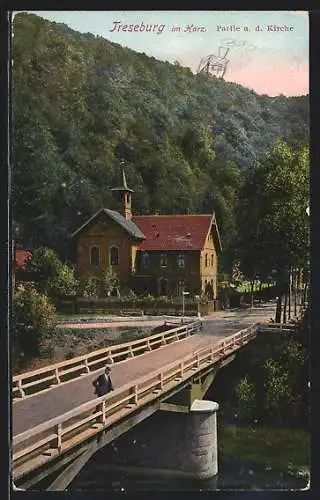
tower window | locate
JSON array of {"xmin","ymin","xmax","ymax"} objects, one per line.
[
  {"xmin": 110, "ymin": 246, "xmax": 119, "ymax": 266},
  {"xmin": 90, "ymin": 247, "xmax": 100, "ymax": 266},
  {"xmin": 205, "ymin": 253, "xmax": 208, "ymax": 266}
]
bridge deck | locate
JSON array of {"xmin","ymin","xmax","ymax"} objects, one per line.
[{"xmin": 12, "ymin": 304, "xmax": 275, "ymax": 437}]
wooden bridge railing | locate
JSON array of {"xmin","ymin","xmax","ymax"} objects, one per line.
[
  {"xmin": 13, "ymin": 322, "xmax": 259, "ymax": 479},
  {"xmin": 257, "ymin": 322, "xmax": 297, "ymax": 333},
  {"xmin": 12, "ymin": 320, "xmax": 201, "ymax": 401}
]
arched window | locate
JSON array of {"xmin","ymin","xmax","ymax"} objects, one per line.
[
  {"xmin": 177, "ymin": 279, "xmax": 185, "ymax": 296},
  {"xmin": 90, "ymin": 247, "xmax": 100, "ymax": 266},
  {"xmin": 211, "ymin": 254, "xmax": 214, "ymax": 266},
  {"xmin": 160, "ymin": 253, "xmax": 168, "ymax": 267},
  {"xmin": 142, "ymin": 252, "xmax": 149, "ymax": 268},
  {"xmin": 205, "ymin": 253, "xmax": 208, "ymax": 266},
  {"xmin": 110, "ymin": 246, "xmax": 119, "ymax": 266},
  {"xmin": 159, "ymin": 278, "xmax": 169, "ymax": 296},
  {"xmin": 177, "ymin": 253, "xmax": 185, "ymax": 268}
]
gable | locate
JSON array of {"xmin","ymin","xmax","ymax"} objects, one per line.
[{"xmin": 71, "ymin": 208, "xmax": 146, "ymax": 240}]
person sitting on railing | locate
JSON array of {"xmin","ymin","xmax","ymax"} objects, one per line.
[{"xmin": 92, "ymin": 365, "xmax": 114, "ymax": 397}]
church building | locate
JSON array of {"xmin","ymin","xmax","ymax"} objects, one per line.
[{"xmin": 71, "ymin": 171, "xmax": 221, "ymax": 297}]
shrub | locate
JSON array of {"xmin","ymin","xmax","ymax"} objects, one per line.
[
  {"xmin": 81, "ymin": 276, "xmax": 100, "ymax": 298},
  {"xmin": 12, "ymin": 284, "xmax": 57, "ymax": 366},
  {"xmin": 27, "ymin": 247, "xmax": 79, "ymax": 297},
  {"xmin": 234, "ymin": 375, "xmax": 256, "ymax": 421},
  {"xmin": 100, "ymin": 266, "xmax": 119, "ymax": 297}
]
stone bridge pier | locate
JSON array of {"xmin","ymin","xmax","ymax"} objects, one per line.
[{"xmin": 91, "ymin": 399, "xmax": 219, "ymax": 480}]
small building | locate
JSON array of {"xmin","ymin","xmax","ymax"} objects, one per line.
[
  {"xmin": 12, "ymin": 249, "xmax": 32, "ymax": 292},
  {"xmin": 71, "ymin": 171, "xmax": 221, "ymax": 297}
]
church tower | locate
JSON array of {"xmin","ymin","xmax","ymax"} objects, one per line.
[{"xmin": 111, "ymin": 169, "xmax": 134, "ymax": 220}]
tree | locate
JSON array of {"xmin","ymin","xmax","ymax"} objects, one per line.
[
  {"xmin": 235, "ymin": 141, "xmax": 309, "ymax": 321},
  {"xmin": 12, "ymin": 284, "xmax": 57, "ymax": 366},
  {"xmin": 234, "ymin": 376, "xmax": 256, "ymax": 421},
  {"xmin": 27, "ymin": 247, "xmax": 79, "ymax": 297},
  {"xmin": 12, "ymin": 13, "xmax": 308, "ymax": 259}
]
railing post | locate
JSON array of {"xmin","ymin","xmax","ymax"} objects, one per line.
[
  {"xmin": 84, "ymin": 358, "xmax": 90, "ymax": 373},
  {"xmin": 101, "ymin": 400, "xmax": 106, "ymax": 424},
  {"xmin": 129, "ymin": 346, "xmax": 134, "ymax": 357},
  {"xmin": 134, "ymin": 385, "xmax": 139, "ymax": 404},
  {"xmin": 161, "ymin": 334, "xmax": 166, "ymax": 346},
  {"xmin": 56, "ymin": 423, "xmax": 62, "ymax": 452},
  {"xmin": 55, "ymin": 368, "xmax": 61, "ymax": 385},
  {"xmin": 147, "ymin": 339, "xmax": 152, "ymax": 351},
  {"xmin": 159, "ymin": 372, "xmax": 164, "ymax": 389},
  {"xmin": 17, "ymin": 380, "xmax": 25, "ymax": 399}
]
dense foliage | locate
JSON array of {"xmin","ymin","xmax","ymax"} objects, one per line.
[
  {"xmin": 12, "ymin": 284, "xmax": 57, "ymax": 368},
  {"xmin": 234, "ymin": 141, "xmax": 309, "ymax": 319},
  {"xmin": 26, "ymin": 247, "xmax": 79, "ymax": 297},
  {"xmin": 12, "ymin": 13, "xmax": 309, "ymax": 264},
  {"xmin": 212, "ymin": 326, "xmax": 310, "ymax": 429}
]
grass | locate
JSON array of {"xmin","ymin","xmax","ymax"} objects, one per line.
[
  {"xmin": 13, "ymin": 326, "xmax": 153, "ymax": 375},
  {"xmin": 236, "ymin": 282, "xmax": 274, "ymax": 293},
  {"xmin": 219, "ymin": 424, "xmax": 310, "ymax": 471}
]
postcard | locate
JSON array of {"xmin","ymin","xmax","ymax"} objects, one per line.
[{"xmin": 11, "ymin": 10, "xmax": 310, "ymax": 492}]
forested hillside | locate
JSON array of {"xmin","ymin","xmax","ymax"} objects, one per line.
[{"xmin": 12, "ymin": 12, "xmax": 309, "ymax": 264}]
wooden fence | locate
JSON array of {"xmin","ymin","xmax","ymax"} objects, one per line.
[
  {"xmin": 13, "ymin": 323, "xmax": 259, "ymax": 479},
  {"xmin": 12, "ymin": 320, "xmax": 201, "ymax": 401},
  {"xmin": 57, "ymin": 297, "xmax": 218, "ymax": 315}
]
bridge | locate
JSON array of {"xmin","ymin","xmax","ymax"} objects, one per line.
[{"xmin": 12, "ymin": 302, "xmax": 297, "ymax": 490}]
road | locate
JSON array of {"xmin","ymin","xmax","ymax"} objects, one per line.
[{"xmin": 12, "ymin": 302, "xmax": 276, "ymax": 436}]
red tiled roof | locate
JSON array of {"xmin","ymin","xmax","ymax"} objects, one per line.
[
  {"xmin": 14, "ymin": 250, "xmax": 32, "ymax": 269},
  {"xmin": 132, "ymin": 215, "xmax": 213, "ymax": 251}
]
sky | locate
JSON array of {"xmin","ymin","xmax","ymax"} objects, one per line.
[{"xmin": 19, "ymin": 10, "xmax": 309, "ymax": 96}]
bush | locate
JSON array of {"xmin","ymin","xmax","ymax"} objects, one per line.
[
  {"xmin": 27, "ymin": 247, "xmax": 79, "ymax": 297},
  {"xmin": 81, "ymin": 276, "xmax": 100, "ymax": 298},
  {"xmin": 100, "ymin": 266, "xmax": 119, "ymax": 297},
  {"xmin": 234, "ymin": 376, "xmax": 256, "ymax": 421},
  {"xmin": 12, "ymin": 284, "xmax": 57, "ymax": 366}
]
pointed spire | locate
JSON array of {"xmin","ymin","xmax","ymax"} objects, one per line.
[
  {"xmin": 110, "ymin": 167, "xmax": 134, "ymax": 220},
  {"xmin": 111, "ymin": 168, "xmax": 134, "ymax": 193},
  {"xmin": 122, "ymin": 169, "xmax": 128, "ymax": 190}
]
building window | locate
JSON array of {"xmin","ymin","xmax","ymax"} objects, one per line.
[
  {"xmin": 160, "ymin": 253, "xmax": 167, "ymax": 267},
  {"xmin": 159, "ymin": 278, "xmax": 169, "ymax": 296},
  {"xmin": 142, "ymin": 252, "xmax": 149, "ymax": 268},
  {"xmin": 177, "ymin": 253, "xmax": 185, "ymax": 268},
  {"xmin": 110, "ymin": 246, "xmax": 119, "ymax": 266},
  {"xmin": 90, "ymin": 247, "xmax": 100, "ymax": 266},
  {"xmin": 205, "ymin": 253, "xmax": 208, "ymax": 266},
  {"xmin": 177, "ymin": 279, "xmax": 185, "ymax": 296},
  {"xmin": 211, "ymin": 254, "xmax": 214, "ymax": 266}
]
